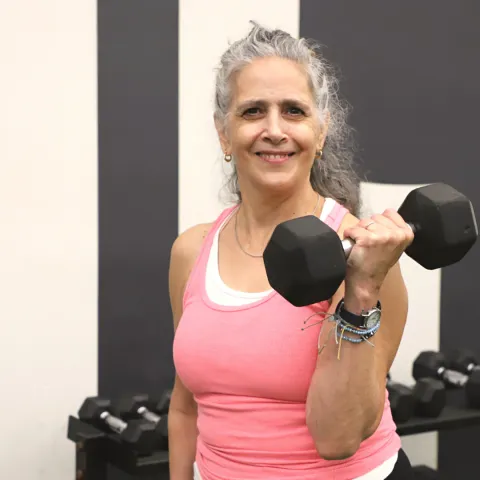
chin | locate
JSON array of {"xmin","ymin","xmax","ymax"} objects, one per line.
[{"xmin": 254, "ymin": 172, "xmax": 299, "ymax": 194}]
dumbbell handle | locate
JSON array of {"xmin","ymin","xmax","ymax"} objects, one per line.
[
  {"xmin": 437, "ymin": 366, "xmax": 469, "ymax": 387},
  {"xmin": 100, "ymin": 411, "xmax": 127, "ymax": 434},
  {"xmin": 341, "ymin": 223, "xmax": 416, "ymax": 258},
  {"xmin": 464, "ymin": 363, "xmax": 480, "ymax": 373},
  {"xmin": 137, "ymin": 406, "xmax": 160, "ymax": 423}
]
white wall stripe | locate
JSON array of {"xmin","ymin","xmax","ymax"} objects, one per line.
[
  {"xmin": 178, "ymin": 0, "xmax": 300, "ymax": 233},
  {"xmin": 360, "ymin": 182, "xmax": 440, "ymax": 469},
  {"xmin": 0, "ymin": 1, "xmax": 98, "ymax": 479}
]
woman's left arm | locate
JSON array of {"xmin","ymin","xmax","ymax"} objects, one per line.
[{"xmin": 306, "ymin": 209, "xmax": 413, "ymax": 461}]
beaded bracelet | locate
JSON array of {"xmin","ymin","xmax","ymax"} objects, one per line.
[{"xmin": 334, "ymin": 316, "xmax": 381, "ymax": 344}]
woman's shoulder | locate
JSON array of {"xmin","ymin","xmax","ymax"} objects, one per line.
[
  {"xmin": 170, "ymin": 222, "xmax": 215, "ymax": 269},
  {"xmin": 170, "ymin": 204, "xmax": 237, "ymax": 268},
  {"xmin": 168, "ymin": 222, "xmax": 215, "ymax": 319}
]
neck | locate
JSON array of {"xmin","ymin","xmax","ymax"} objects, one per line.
[{"xmin": 234, "ymin": 184, "xmax": 324, "ymax": 257}]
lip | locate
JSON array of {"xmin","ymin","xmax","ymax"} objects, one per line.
[{"xmin": 256, "ymin": 151, "xmax": 295, "ymax": 164}]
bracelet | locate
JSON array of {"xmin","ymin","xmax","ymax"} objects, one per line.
[{"xmin": 334, "ymin": 315, "xmax": 381, "ymax": 344}]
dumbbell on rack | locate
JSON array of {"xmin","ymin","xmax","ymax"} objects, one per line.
[
  {"xmin": 412, "ymin": 465, "xmax": 440, "ymax": 479},
  {"xmin": 413, "ymin": 351, "xmax": 480, "ymax": 409},
  {"xmin": 78, "ymin": 397, "xmax": 158, "ymax": 455},
  {"xmin": 387, "ymin": 373, "xmax": 446, "ymax": 423},
  {"xmin": 386, "ymin": 374, "xmax": 415, "ymax": 422},
  {"xmin": 112, "ymin": 390, "xmax": 171, "ymax": 450},
  {"xmin": 449, "ymin": 348, "xmax": 480, "ymax": 375},
  {"xmin": 263, "ymin": 183, "xmax": 478, "ymax": 306}
]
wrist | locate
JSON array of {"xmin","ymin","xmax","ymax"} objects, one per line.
[{"xmin": 343, "ymin": 284, "xmax": 380, "ymax": 315}]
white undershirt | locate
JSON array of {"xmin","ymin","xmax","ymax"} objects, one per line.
[
  {"xmin": 197, "ymin": 198, "xmax": 398, "ymax": 479},
  {"xmin": 205, "ymin": 198, "xmax": 336, "ymax": 305}
]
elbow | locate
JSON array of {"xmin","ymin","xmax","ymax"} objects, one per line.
[
  {"xmin": 315, "ymin": 439, "xmax": 361, "ymax": 461},
  {"xmin": 312, "ymin": 408, "xmax": 382, "ymax": 461}
]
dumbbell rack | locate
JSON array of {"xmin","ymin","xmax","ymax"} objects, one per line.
[
  {"xmin": 67, "ymin": 390, "xmax": 480, "ymax": 479},
  {"xmin": 395, "ymin": 388, "xmax": 480, "ymax": 436},
  {"xmin": 67, "ymin": 416, "xmax": 169, "ymax": 479}
]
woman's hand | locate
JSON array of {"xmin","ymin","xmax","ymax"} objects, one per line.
[{"xmin": 342, "ymin": 209, "xmax": 414, "ymax": 297}]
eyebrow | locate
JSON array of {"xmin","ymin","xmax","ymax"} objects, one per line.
[{"xmin": 235, "ymin": 98, "xmax": 311, "ymax": 114}]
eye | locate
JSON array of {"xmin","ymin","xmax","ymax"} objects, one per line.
[
  {"xmin": 285, "ymin": 106, "xmax": 305, "ymax": 116},
  {"xmin": 243, "ymin": 107, "xmax": 262, "ymax": 117}
]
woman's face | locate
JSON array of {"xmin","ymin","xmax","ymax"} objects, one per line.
[{"xmin": 217, "ymin": 56, "xmax": 327, "ymax": 197}]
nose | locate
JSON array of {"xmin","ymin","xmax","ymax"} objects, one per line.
[{"xmin": 261, "ymin": 110, "xmax": 287, "ymax": 144}]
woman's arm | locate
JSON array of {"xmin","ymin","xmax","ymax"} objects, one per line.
[
  {"xmin": 306, "ymin": 211, "xmax": 412, "ymax": 460},
  {"xmin": 168, "ymin": 224, "xmax": 211, "ymax": 480}
]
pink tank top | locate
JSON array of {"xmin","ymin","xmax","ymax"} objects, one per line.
[{"xmin": 173, "ymin": 202, "xmax": 401, "ymax": 480}]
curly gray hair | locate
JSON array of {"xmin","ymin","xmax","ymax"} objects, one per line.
[{"xmin": 214, "ymin": 22, "xmax": 362, "ymax": 216}]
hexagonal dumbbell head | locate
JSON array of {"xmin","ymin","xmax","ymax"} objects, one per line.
[
  {"xmin": 121, "ymin": 419, "xmax": 157, "ymax": 454},
  {"xmin": 155, "ymin": 390, "xmax": 172, "ymax": 415},
  {"xmin": 465, "ymin": 370, "xmax": 480, "ymax": 409},
  {"xmin": 412, "ymin": 351, "xmax": 445, "ymax": 381},
  {"xmin": 114, "ymin": 394, "xmax": 150, "ymax": 420},
  {"xmin": 153, "ymin": 415, "xmax": 169, "ymax": 451},
  {"xmin": 78, "ymin": 397, "xmax": 111, "ymax": 423},
  {"xmin": 387, "ymin": 381, "xmax": 415, "ymax": 423},
  {"xmin": 413, "ymin": 378, "xmax": 446, "ymax": 417},
  {"xmin": 449, "ymin": 348, "xmax": 479, "ymax": 374},
  {"xmin": 412, "ymin": 466, "xmax": 440, "ymax": 479},
  {"xmin": 263, "ymin": 216, "xmax": 347, "ymax": 306},
  {"xmin": 397, "ymin": 183, "xmax": 478, "ymax": 270}
]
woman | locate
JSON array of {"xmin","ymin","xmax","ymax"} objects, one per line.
[{"xmin": 168, "ymin": 23, "xmax": 414, "ymax": 480}]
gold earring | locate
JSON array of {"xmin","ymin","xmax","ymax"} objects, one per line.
[
  {"xmin": 224, "ymin": 153, "xmax": 232, "ymax": 162},
  {"xmin": 315, "ymin": 149, "xmax": 323, "ymax": 160}
]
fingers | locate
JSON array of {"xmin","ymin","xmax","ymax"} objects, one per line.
[{"xmin": 345, "ymin": 209, "xmax": 414, "ymax": 248}]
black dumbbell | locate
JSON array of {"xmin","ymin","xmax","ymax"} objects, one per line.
[
  {"xmin": 113, "ymin": 391, "xmax": 171, "ymax": 450},
  {"xmin": 448, "ymin": 348, "xmax": 480, "ymax": 375},
  {"xmin": 386, "ymin": 374, "xmax": 415, "ymax": 423},
  {"xmin": 413, "ymin": 351, "xmax": 480, "ymax": 409},
  {"xmin": 156, "ymin": 389, "xmax": 172, "ymax": 414},
  {"xmin": 412, "ymin": 465, "xmax": 439, "ymax": 479},
  {"xmin": 387, "ymin": 373, "xmax": 445, "ymax": 421},
  {"xmin": 78, "ymin": 397, "xmax": 157, "ymax": 455},
  {"xmin": 263, "ymin": 183, "xmax": 478, "ymax": 306}
]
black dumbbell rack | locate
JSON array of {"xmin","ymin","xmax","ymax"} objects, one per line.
[
  {"xmin": 67, "ymin": 416, "xmax": 169, "ymax": 479},
  {"xmin": 396, "ymin": 389, "xmax": 480, "ymax": 436},
  {"xmin": 67, "ymin": 390, "xmax": 480, "ymax": 479}
]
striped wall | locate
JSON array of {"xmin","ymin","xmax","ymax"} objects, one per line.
[{"xmin": 1, "ymin": 1, "xmax": 479, "ymax": 479}]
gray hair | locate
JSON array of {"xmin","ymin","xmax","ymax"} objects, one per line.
[{"xmin": 214, "ymin": 22, "xmax": 362, "ymax": 216}]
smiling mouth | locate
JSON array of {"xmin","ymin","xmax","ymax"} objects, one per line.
[{"xmin": 255, "ymin": 152, "xmax": 295, "ymax": 161}]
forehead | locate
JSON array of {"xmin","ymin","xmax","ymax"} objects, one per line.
[{"xmin": 232, "ymin": 57, "xmax": 313, "ymax": 104}]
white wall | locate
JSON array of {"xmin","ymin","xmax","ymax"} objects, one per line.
[
  {"xmin": 361, "ymin": 183, "xmax": 441, "ymax": 469},
  {"xmin": 0, "ymin": 1, "xmax": 98, "ymax": 479},
  {"xmin": 178, "ymin": 0, "xmax": 300, "ymax": 233}
]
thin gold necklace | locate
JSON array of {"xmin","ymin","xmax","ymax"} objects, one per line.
[{"xmin": 234, "ymin": 194, "xmax": 321, "ymax": 258}]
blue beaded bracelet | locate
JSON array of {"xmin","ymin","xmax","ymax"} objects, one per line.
[{"xmin": 334, "ymin": 316, "xmax": 381, "ymax": 344}]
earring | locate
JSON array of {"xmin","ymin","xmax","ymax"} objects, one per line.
[
  {"xmin": 315, "ymin": 149, "xmax": 323, "ymax": 160},
  {"xmin": 224, "ymin": 153, "xmax": 232, "ymax": 162}
]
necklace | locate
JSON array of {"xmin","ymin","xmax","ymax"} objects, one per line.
[{"xmin": 234, "ymin": 194, "xmax": 321, "ymax": 258}]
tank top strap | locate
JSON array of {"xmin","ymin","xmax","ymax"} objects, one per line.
[
  {"xmin": 182, "ymin": 205, "xmax": 238, "ymax": 309},
  {"xmin": 323, "ymin": 200, "xmax": 350, "ymax": 232},
  {"xmin": 182, "ymin": 200, "xmax": 350, "ymax": 309}
]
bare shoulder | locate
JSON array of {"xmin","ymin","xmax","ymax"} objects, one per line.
[
  {"xmin": 168, "ymin": 222, "xmax": 214, "ymax": 328},
  {"xmin": 170, "ymin": 222, "xmax": 214, "ymax": 266}
]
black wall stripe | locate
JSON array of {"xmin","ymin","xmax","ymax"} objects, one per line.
[
  {"xmin": 300, "ymin": 0, "xmax": 480, "ymax": 477},
  {"xmin": 98, "ymin": 0, "xmax": 178, "ymax": 408}
]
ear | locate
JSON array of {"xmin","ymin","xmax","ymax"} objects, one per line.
[
  {"xmin": 214, "ymin": 114, "xmax": 231, "ymax": 155},
  {"xmin": 317, "ymin": 110, "xmax": 331, "ymax": 151}
]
